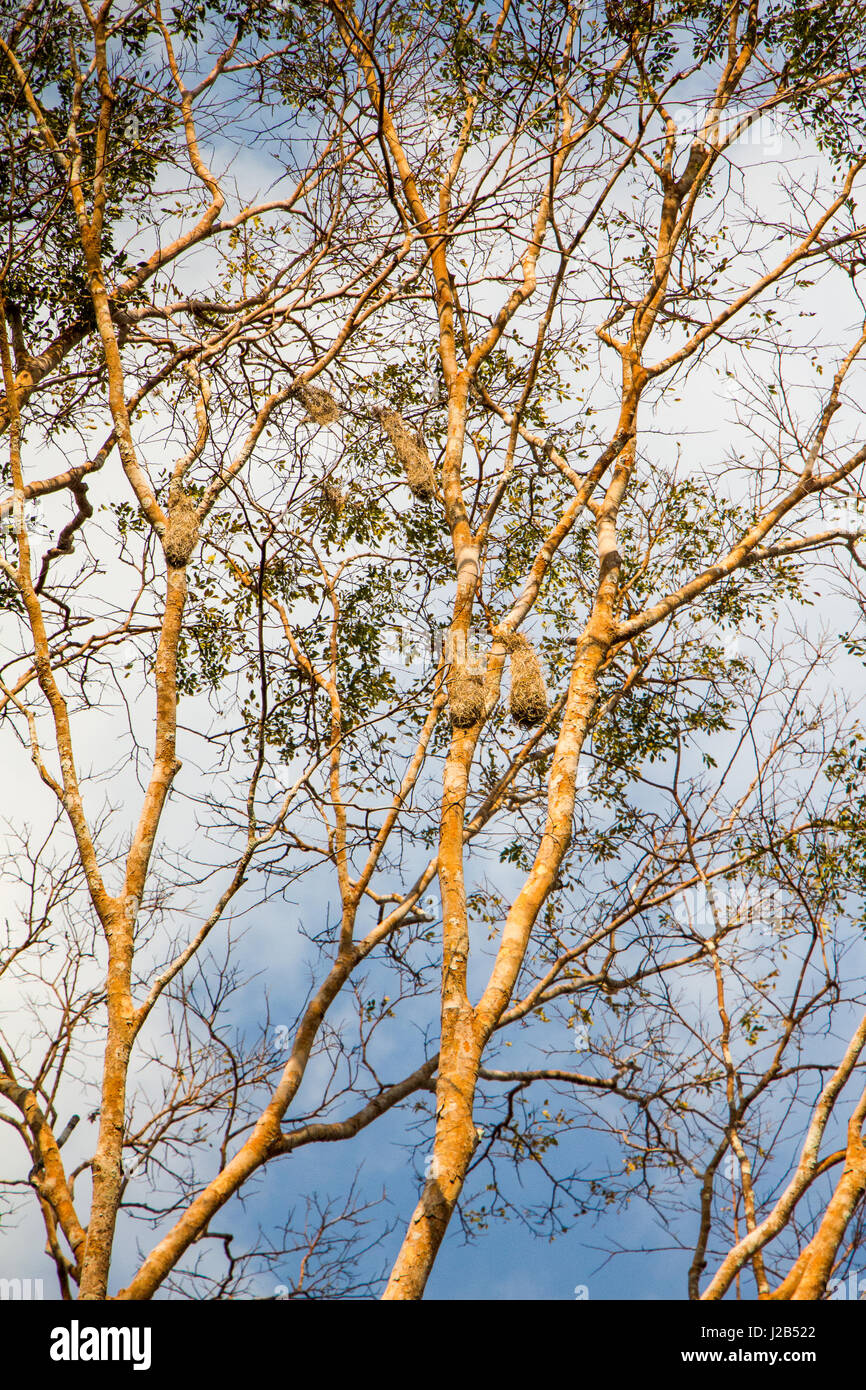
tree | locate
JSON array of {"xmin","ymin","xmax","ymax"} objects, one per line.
[{"xmin": 2, "ymin": 0, "xmax": 866, "ymax": 1302}]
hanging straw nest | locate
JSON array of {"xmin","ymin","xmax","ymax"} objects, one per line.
[
  {"xmin": 375, "ymin": 408, "xmax": 436, "ymax": 500},
  {"xmin": 163, "ymin": 487, "xmax": 199, "ymax": 568},
  {"xmin": 508, "ymin": 634, "xmax": 549, "ymax": 727},
  {"xmin": 320, "ymin": 480, "xmax": 345, "ymax": 516},
  {"xmin": 448, "ymin": 658, "xmax": 486, "ymax": 728},
  {"xmin": 295, "ymin": 384, "xmax": 342, "ymax": 425}
]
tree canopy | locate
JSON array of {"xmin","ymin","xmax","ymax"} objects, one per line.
[{"xmin": 2, "ymin": 0, "xmax": 866, "ymax": 1303}]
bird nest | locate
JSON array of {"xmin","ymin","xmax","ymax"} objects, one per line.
[
  {"xmin": 295, "ymin": 385, "xmax": 342, "ymax": 425},
  {"xmin": 508, "ymin": 634, "xmax": 549, "ymax": 727},
  {"xmin": 376, "ymin": 408, "xmax": 436, "ymax": 500},
  {"xmin": 448, "ymin": 659, "xmax": 486, "ymax": 728},
  {"xmin": 320, "ymin": 481, "xmax": 345, "ymax": 516},
  {"xmin": 163, "ymin": 489, "xmax": 200, "ymax": 568}
]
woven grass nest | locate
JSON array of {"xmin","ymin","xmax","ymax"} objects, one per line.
[
  {"xmin": 163, "ymin": 488, "xmax": 200, "ymax": 568},
  {"xmin": 375, "ymin": 407, "xmax": 436, "ymax": 500},
  {"xmin": 295, "ymin": 384, "xmax": 342, "ymax": 425},
  {"xmin": 507, "ymin": 634, "xmax": 549, "ymax": 727},
  {"xmin": 448, "ymin": 659, "xmax": 486, "ymax": 728},
  {"xmin": 320, "ymin": 480, "xmax": 345, "ymax": 516}
]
